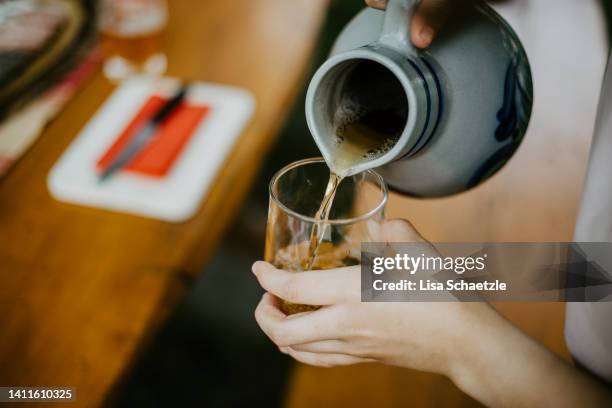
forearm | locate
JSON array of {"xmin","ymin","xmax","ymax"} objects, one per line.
[{"xmin": 449, "ymin": 304, "xmax": 612, "ymax": 407}]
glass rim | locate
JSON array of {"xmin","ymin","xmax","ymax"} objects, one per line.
[{"xmin": 269, "ymin": 157, "xmax": 388, "ymax": 226}]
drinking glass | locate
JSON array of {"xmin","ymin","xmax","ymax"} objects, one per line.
[
  {"xmin": 99, "ymin": 0, "xmax": 168, "ymax": 81},
  {"xmin": 265, "ymin": 158, "xmax": 388, "ymax": 314}
]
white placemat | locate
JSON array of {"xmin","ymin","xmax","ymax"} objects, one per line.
[{"xmin": 48, "ymin": 76, "xmax": 255, "ymax": 222}]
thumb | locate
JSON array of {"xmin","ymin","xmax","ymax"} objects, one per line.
[
  {"xmin": 410, "ymin": 0, "xmax": 453, "ymax": 48},
  {"xmin": 379, "ymin": 218, "xmax": 425, "ymax": 242}
]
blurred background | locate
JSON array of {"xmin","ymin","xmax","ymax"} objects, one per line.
[{"xmin": 0, "ymin": 0, "xmax": 610, "ymax": 407}]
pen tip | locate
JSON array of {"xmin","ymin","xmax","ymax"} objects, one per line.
[{"xmin": 98, "ymin": 173, "xmax": 109, "ymax": 184}]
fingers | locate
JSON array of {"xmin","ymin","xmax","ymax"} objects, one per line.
[
  {"xmin": 255, "ymin": 293, "xmax": 355, "ymax": 346},
  {"xmin": 290, "ymin": 339, "xmax": 354, "ymax": 355},
  {"xmin": 281, "ymin": 347, "xmax": 374, "ymax": 367},
  {"xmin": 368, "ymin": 219, "xmax": 427, "ymax": 243},
  {"xmin": 254, "ymin": 293, "xmax": 287, "ymax": 344},
  {"xmin": 411, "ymin": 0, "xmax": 453, "ymax": 48},
  {"xmin": 365, "ymin": 0, "xmax": 454, "ymax": 49},
  {"xmin": 379, "ymin": 218, "xmax": 425, "ymax": 242},
  {"xmin": 365, "ymin": 0, "xmax": 388, "ymax": 10},
  {"xmin": 252, "ymin": 261, "xmax": 361, "ymax": 305}
]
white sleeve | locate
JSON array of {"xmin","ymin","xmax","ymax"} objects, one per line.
[{"xmin": 565, "ymin": 51, "xmax": 612, "ymax": 384}]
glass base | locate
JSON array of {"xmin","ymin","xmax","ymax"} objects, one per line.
[
  {"xmin": 103, "ymin": 52, "xmax": 167, "ymax": 81},
  {"xmin": 281, "ymin": 299, "xmax": 320, "ymax": 315}
]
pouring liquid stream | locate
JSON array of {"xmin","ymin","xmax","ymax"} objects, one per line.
[
  {"xmin": 305, "ymin": 115, "xmax": 404, "ymax": 270},
  {"xmin": 305, "ymin": 172, "xmax": 341, "ymax": 270}
]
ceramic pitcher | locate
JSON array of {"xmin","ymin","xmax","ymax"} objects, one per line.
[{"xmin": 306, "ymin": 0, "xmax": 533, "ymax": 197}]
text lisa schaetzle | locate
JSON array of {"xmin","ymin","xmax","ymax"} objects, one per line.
[{"xmin": 370, "ymin": 253, "xmax": 507, "ymax": 292}]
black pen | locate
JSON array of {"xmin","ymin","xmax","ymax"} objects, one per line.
[{"xmin": 98, "ymin": 84, "xmax": 189, "ymax": 183}]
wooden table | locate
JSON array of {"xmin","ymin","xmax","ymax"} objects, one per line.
[{"xmin": 0, "ymin": 1, "xmax": 327, "ymax": 406}]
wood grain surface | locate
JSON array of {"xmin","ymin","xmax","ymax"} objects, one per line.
[{"xmin": 0, "ymin": 1, "xmax": 328, "ymax": 407}]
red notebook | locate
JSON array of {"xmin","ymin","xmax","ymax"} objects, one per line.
[{"xmin": 97, "ymin": 95, "xmax": 210, "ymax": 178}]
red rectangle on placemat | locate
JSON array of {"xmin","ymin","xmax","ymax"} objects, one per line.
[{"xmin": 97, "ymin": 95, "xmax": 210, "ymax": 178}]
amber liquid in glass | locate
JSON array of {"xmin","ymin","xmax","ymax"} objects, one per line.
[
  {"xmin": 100, "ymin": 29, "xmax": 163, "ymax": 65},
  {"xmin": 271, "ymin": 241, "xmax": 359, "ymax": 314},
  {"xmin": 272, "ymin": 82, "xmax": 403, "ymax": 314}
]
